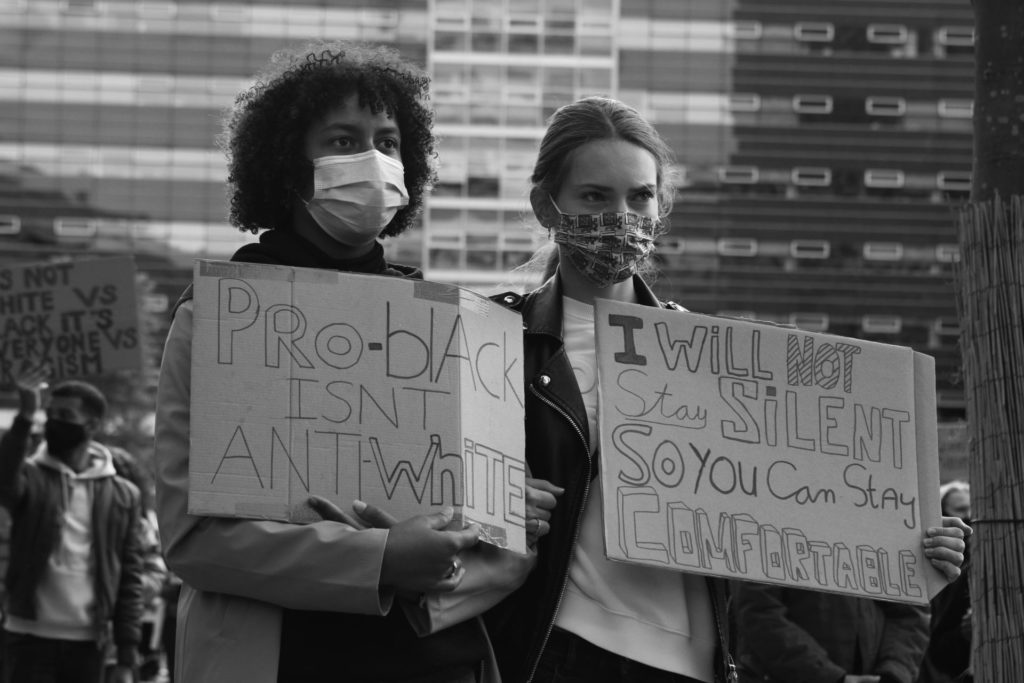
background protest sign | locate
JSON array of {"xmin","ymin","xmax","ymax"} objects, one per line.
[
  {"xmin": 0, "ymin": 256, "xmax": 142, "ymax": 384},
  {"xmin": 188, "ymin": 260, "xmax": 527, "ymax": 553},
  {"xmin": 595, "ymin": 299, "xmax": 945, "ymax": 604}
]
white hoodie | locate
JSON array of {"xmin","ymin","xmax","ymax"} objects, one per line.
[{"xmin": 4, "ymin": 440, "xmax": 116, "ymax": 641}]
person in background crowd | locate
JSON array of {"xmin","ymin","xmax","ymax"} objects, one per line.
[
  {"xmin": 940, "ymin": 482, "xmax": 971, "ymax": 524},
  {"xmin": 0, "ymin": 364, "xmax": 143, "ymax": 683},
  {"xmin": 732, "ymin": 498, "xmax": 970, "ymax": 683},
  {"xmin": 918, "ymin": 482, "xmax": 973, "ymax": 683},
  {"xmin": 109, "ymin": 447, "xmax": 168, "ymax": 682},
  {"xmin": 155, "ymin": 40, "xmax": 539, "ymax": 683},
  {"xmin": 483, "ymin": 95, "xmax": 970, "ymax": 683}
]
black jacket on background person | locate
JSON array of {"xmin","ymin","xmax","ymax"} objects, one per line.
[
  {"xmin": 485, "ymin": 274, "xmax": 735, "ymax": 683},
  {"xmin": 0, "ymin": 415, "xmax": 144, "ymax": 669}
]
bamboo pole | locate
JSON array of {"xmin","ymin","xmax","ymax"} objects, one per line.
[{"xmin": 955, "ymin": 194, "xmax": 1024, "ymax": 682}]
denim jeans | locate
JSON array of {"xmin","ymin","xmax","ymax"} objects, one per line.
[
  {"xmin": 2, "ymin": 632, "xmax": 105, "ymax": 683},
  {"xmin": 533, "ymin": 628, "xmax": 705, "ymax": 683}
]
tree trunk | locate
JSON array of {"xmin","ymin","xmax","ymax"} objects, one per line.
[{"xmin": 956, "ymin": 2, "xmax": 1024, "ymax": 681}]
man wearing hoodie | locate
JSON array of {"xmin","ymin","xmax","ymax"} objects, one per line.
[{"xmin": 0, "ymin": 364, "xmax": 144, "ymax": 683}]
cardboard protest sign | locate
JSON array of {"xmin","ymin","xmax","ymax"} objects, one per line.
[
  {"xmin": 188, "ymin": 260, "xmax": 528, "ymax": 553},
  {"xmin": 0, "ymin": 256, "xmax": 142, "ymax": 384},
  {"xmin": 595, "ymin": 300, "xmax": 945, "ymax": 604}
]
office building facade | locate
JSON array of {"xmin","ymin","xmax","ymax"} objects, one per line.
[{"xmin": 0, "ymin": 0, "xmax": 973, "ymax": 414}]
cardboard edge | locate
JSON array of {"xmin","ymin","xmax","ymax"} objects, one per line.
[{"xmin": 914, "ymin": 351, "xmax": 946, "ymax": 600}]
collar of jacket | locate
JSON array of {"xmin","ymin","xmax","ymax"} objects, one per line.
[{"xmin": 521, "ymin": 273, "xmax": 663, "ymax": 339}]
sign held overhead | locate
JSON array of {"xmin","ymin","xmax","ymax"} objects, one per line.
[{"xmin": 0, "ymin": 256, "xmax": 142, "ymax": 384}]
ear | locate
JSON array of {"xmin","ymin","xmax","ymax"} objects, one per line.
[{"xmin": 530, "ymin": 189, "xmax": 559, "ymax": 229}]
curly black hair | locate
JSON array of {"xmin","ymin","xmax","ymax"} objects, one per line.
[{"xmin": 221, "ymin": 41, "xmax": 437, "ymax": 237}]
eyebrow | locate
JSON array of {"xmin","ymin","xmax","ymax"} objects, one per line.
[
  {"xmin": 317, "ymin": 122, "xmax": 401, "ymax": 137},
  {"xmin": 572, "ymin": 182, "xmax": 656, "ymax": 193}
]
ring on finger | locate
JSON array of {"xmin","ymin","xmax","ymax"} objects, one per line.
[{"xmin": 444, "ymin": 557, "xmax": 462, "ymax": 579}]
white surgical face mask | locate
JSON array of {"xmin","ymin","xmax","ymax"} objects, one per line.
[{"xmin": 303, "ymin": 150, "xmax": 409, "ymax": 246}]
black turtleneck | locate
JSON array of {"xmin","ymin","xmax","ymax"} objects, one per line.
[{"xmin": 230, "ymin": 229, "xmax": 422, "ymax": 279}]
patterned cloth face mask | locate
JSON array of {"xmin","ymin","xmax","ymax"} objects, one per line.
[
  {"xmin": 549, "ymin": 197, "xmax": 661, "ymax": 287},
  {"xmin": 304, "ymin": 150, "xmax": 409, "ymax": 245}
]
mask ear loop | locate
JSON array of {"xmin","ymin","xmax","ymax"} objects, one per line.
[{"xmin": 545, "ymin": 194, "xmax": 565, "ymax": 239}]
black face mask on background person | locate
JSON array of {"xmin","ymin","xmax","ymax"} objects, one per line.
[{"xmin": 44, "ymin": 418, "xmax": 88, "ymax": 457}]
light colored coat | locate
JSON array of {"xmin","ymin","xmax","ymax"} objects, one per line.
[{"xmin": 155, "ymin": 300, "xmax": 533, "ymax": 683}]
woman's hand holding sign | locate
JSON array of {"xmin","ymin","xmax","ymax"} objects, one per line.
[
  {"xmin": 309, "ymin": 496, "xmax": 476, "ymax": 593},
  {"xmin": 310, "ymin": 475, "xmax": 562, "ymax": 591},
  {"xmin": 525, "ymin": 477, "xmax": 563, "ymax": 548}
]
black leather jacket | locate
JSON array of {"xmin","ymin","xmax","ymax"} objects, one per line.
[{"xmin": 486, "ymin": 275, "xmax": 736, "ymax": 683}]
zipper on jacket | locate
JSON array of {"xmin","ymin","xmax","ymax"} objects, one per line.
[
  {"xmin": 525, "ymin": 383, "xmax": 592, "ymax": 683},
  {"xmin": 707, "ymin": 577, "xmax": 737, "ymax": 683}
]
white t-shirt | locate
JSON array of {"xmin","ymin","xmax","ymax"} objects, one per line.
[{"xmin": 554, "ymin": 295, "xmax": 716, "ymax": 681}]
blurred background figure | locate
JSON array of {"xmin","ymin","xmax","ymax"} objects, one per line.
[
  {"xmin": 0, "ymin": 366, "xmax": 144, "ymax": 683},
  {"xmin": 918, "ymin": 481, "xmax": 973, "ymax": 683},
  {"xmin": 940, "ymin": 482, "xmax": 971, "ymax": 523},
  {"xmin": 109, "ymin": 446, "xmax": 169, "ymax": 683}
]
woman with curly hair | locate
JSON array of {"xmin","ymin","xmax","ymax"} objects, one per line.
[{"xmin": 154, "ymin": 41, "xmax": 533, "ymax": 683}]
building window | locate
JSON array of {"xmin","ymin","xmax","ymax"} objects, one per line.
[
  {"xmin": 718, "ymin": 166, "xmax": 759, "ymax": 184},
  {"xmin": 867, "ymin": 24, "xmax": 909, "ymax": 44},
  {"xmin": 865, "ymin": 96, "xmax": 906, "ymax": 117},
  {"xmin": 864, "ymin": 169, "xmax": 905, "ymax": 189},
  {"xmin": 932, "ymin": 317, "xmax": 961, "ymax": 336},
  {"xmin": 53, "ymin": 217, "xmax": 97, "ymax": 238},
  {"xmin": 0, "ymin": 215, "xmax": 20, "ymax": 235},
  {"xmin": 733, "ymin": 21, "xmax": 763, "ymax": 40},
  {"xmin": 790, "ymin": 239, "xmax": 830, "ymax": 259},
  {"xmin": 937, "ymin": 26, "xmax": 975, "ymax": 47},
  {"xmin": 466, "ymin": 233, "xmax": 500, "ymax": 270},
  {"xmin": 209, "ymin": 4, "xmax": 250, "ymax": 22},
  {"xmin": 499, "ymin": 233, "xmax": 538, "ymax": 269},
  {"xmin": 863, "ymin": 242, "xmax": 904, "ymax": 261},
  {"xmin": 935, "ymin": 244, "xmax": 961, "ymax": 263},
  {"xmin": 789, "ymin": 313, "xmax": 830, "ymax": 332},
  {"xmin": 61, "ymin": 0, "xmax": 97, "ymax": 12},
  {"xmin": 791, "ymin": 167, "xmax": 832, "ymax": 187},
  {"xmin": 938, "ymin": 99, "xmax": 974, "ymax": 118},
  {"xmin": 360, "ymin": 9, "xmax": 399, "ymax": 28},
  {"xmin": 506, "ymin": 14, "xmax": 541, "ymax": 32},
  {"xmin": 794, "ymin": 22, "xmax": 835, "ymax": 42},
  {"xmin": 427, "ymin": 231, "xmax": 466, "ymax": 270},
  {"xmin": 937, "ymin": 171, "xmax": 972, "ymax": 192},
  {"xmin": 728, "ymin": 93, "xmax": 761, "ymax": 112},
  {"xmin": 861, "ymin": 315, "xmax": 903, "ymax": 334},
  {"xmin": 793, "ymin": 94, "xmax": 834, "ymax": 115},
  {"xmin": 717, "ymin": 238, "xmax": 758, "ymax": 257},
  {"xmin": 136, "ymin": 1, "xmax": 176, "ymax": 18},
  {"xmin": 657, "ymin": 237, "xmax": 685, "ymax": 254},
  {"xmin": 436, "ymin": 14, "xmax": 470, "ymax": 30}
]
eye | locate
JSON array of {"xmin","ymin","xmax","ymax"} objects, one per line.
[
  {"xmin": 376, "ymin": 137, "xmax": 401, "ymax": 155},
  {"xmin": 328, "ymin": 136, "xmax": 355, "ymax": 150},
  {"xmin": 633, "ymin": 188, "xmax": 656, "ymax": 202},
  {"xmin": 580, "ymin": 190, "xmax": 605, "ymax": 203}
]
